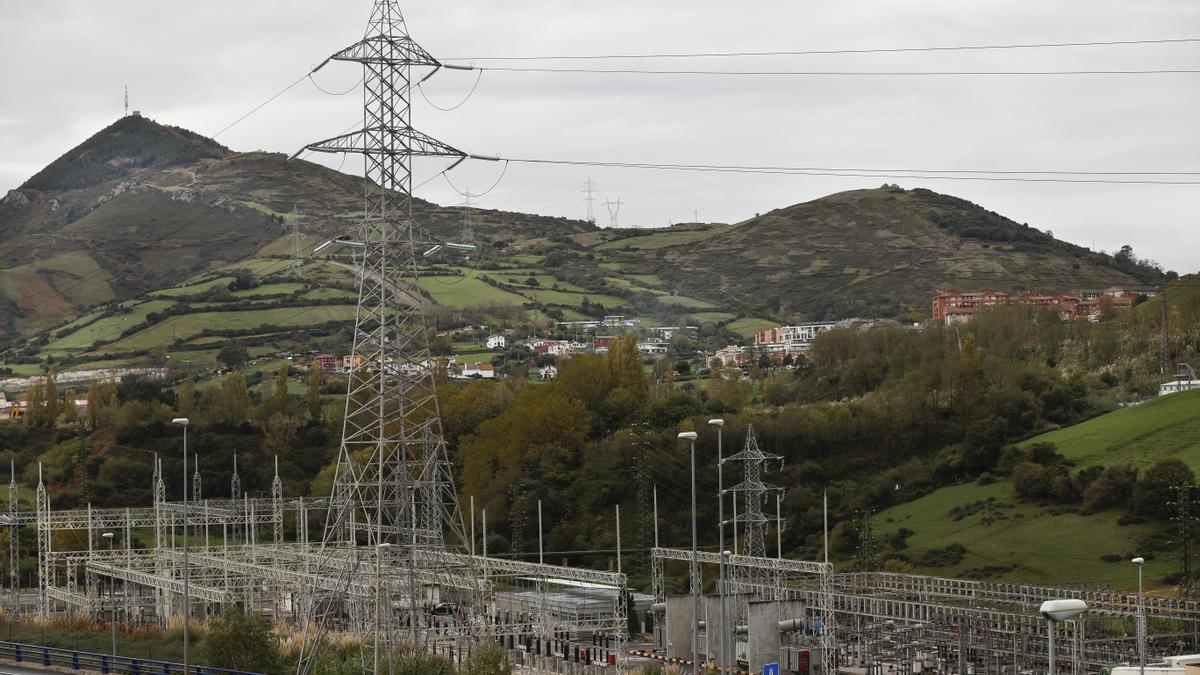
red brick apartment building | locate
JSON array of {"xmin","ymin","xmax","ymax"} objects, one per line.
[{"xmin": 932, "ymin": 287, "xmax": 1145, "ymax": 324}]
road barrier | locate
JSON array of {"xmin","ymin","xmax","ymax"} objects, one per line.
[{"xmin": 0, "ymin": 640, "xmax": 263, "ymax": 675}]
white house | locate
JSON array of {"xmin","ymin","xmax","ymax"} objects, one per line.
[
  {"xmin": 462, "ymin": 363, "xmax": 496, "ymax": 379},
  {"xmin": 487, "ymin": 334, "xmax": 507, "ymax": 350},
  {"xmin": 637, "ymin": 341, "xmax": 669, "ymax": 355}
]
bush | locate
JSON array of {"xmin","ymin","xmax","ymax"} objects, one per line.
[
  {"xmin": 460, "ymin": 640, "xmax": 512, "ymax": 675},
  {"xmin": 919, "ymin": 543, "xmax": 966, "ymax": 567},
  {"xmin": 200, "ymin": 607, "xmax": 282, "ymax": 673},
  {"xmin": 976, "ymin": 472, "xmax": 997, "ymax": 486}
]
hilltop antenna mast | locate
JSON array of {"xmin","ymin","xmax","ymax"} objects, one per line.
[
  {"xmin": 582, "ymin": 178, "xmax": 598, "ymax": 224},
  {"xmin": 123, "ymin": 86, "xmax": 128, "ymax": 117},
  {"xmin": 605, "ymin": 197, "xmax": 622, "ymax": 228}
]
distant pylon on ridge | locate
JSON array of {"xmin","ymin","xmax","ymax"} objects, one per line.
[
  {"xmin": 582, "ymin": 178, "xmax": 598, "ymax": 224},
  {"xmin": 605, "ymin": 197, "xmax": 622, "ymax": 228},
  {"xmin": 460, "ymin": 189, "xmax": 475, "ymax": 244}
]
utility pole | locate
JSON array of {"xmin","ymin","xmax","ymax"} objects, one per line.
[{"xmin": 582, "ymin": 178, "xmax": 597, "ymax": 224}]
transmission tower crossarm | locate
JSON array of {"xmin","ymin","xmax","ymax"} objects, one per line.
[
  {"xmin": 320, "ymin": 35, "xmax": 442, "ymax": 69},
  {"xmin": 292, "ymin": 126, "xmax": 466, "ymax": 159}
]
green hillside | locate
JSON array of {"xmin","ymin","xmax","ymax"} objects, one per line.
[
  {"xmin": 873, "ymin": 390, "xmax": 1200, "ymax": 589},
  {"xmin": 0, "ymin": 116, "xmax": 1175, "ymax": 369},
  {"xmin": 1020, "ymin": 391, "xmax": 1200, "ymax": 472}
]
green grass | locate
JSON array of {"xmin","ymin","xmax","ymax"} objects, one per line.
[
  {"xmin": 0, "ymin": 614, "xmax": 187, "ymax": 663},
  {"xmin": 520, "ymin": 289, "xmax": 629, "ymax": 308},
  {"xmin": 0, "ymin": 363, "xmax": 43, "ymax": 376},
  {"xmin": 1019, "ymin": 390, "xmax": 1200, "ymax": 472},
  {"xmin": 594, "ymin": 226, "xmax": 729, "ymax": 251},
  {"xmin": 685, "ymin": 312, "xmax": 737, "ymax": 325},
  {"xmin": 42, "ymin": 300, "xmax": 177, "ymax": 353},
  {"xmin": 655, "ymin": 294, "xmax": 717, "ymax": 309},
  {"xmin": 873, "ymin": 480, "xmax": 1164, "ymax": 589},
  {"xmin": 231, "ymin": 282, "xmax": 305, "ymax": 298},
  {"xmin": 0, "ymin": 252, "xmax": 117, "ymax": 334},
  {"xmin": 496, "ymin": 274, "xmax": 590, "ymax": 293},
  {"xmin": 871, "ymin": 392, "xmax": 1200, "ymax": 589},
  {"xmin": 214, "ymin": 258, "xmax": 289, "ymax": 277},
  {"xmin": 416, "ymin": 277, "xmax": 527, "ymax": 308},
  {"xmin": 456, "ymin": 352, "xmax": 499, "ymax": 364},
  {"xmin": 101, "ymin": 305, "xmax": 357, "ymax": 351},
  {"xmin": 725, "ymin": 317, "xmax": 779, "ymax": 338},
  {"xmin": 628, "ymin": 274, "xmax": 666, "ymax": 288},
  {"xmin": 152, "ymin": 277, "xmax": 234, "ymax": 297},
  {"xmin": 52, "ymin": 305, "xmax": 110, "ymax": 336},
  {"xmin": 300, "ymin": 288, "xmax": 357, "ymax": 301}
]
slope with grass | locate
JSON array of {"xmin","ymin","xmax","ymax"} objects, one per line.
[{"xmin": 872, "ymin": 390, "xmax": 1200, "ymax": 589}]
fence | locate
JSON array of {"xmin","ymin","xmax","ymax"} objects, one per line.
[{"xmin": 0, "ymin": 640, "xmax": 263, "ymax": 675}]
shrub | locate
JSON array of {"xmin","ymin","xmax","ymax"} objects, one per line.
[
  {"xmin": 460, "ymin": 640, "xmax": 512, "ymax": 675},
  {"xmin": 200, "ymin": 607, "xmax": 282, "ymax": 673}
]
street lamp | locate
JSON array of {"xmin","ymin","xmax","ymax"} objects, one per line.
[
  {"xmin": 170, "ymin": 416, "xmax": 191, "ymax": 675},
  {"xmin": 708, "ymin": 418, "xmax": 728, "ymax": 673},
  {"xmin": 1133, "ymin": 556, "xmax": 1146, "ymax": 675},
  {"xmin": 102, "ymin": 532, "xmax": 115, "ymax": 657},
  {"xmin": 677, "ymin": 430, "xmax": 699, "ymax": 674},
  {"xmin": 375, "ymin": 543, "xmax": 393, "ymax": 675},
  {"xmin": 1040, "ymin": 599, "xmax": 1087, "ymax": 675}
]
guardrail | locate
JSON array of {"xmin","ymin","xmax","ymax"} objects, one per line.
[{"xmin": 0, "ymin": 640, "xmax": 263, "ymax": 675}]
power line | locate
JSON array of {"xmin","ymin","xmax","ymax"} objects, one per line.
[
  {"xmin": 157, "ymin": 0, "xmax": 353, "ymax": 112},
  {"xmin": 496, "ymin": 157, "xmax": 1200, "ymax": 185},
  {"xmin": 480, "ymin": 66, "xmax": 1200, "ymax": 77},
  {"xmin": 444, "ymin": 36, "xmax": 1200, "ymax": 61}
]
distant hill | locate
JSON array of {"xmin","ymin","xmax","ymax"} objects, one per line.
[
  {"xmin": 639, "ymin": 187, "xmax": 1164, "ymax": 320},
  {"xmin": 0, "ymin": 116, "xmax": 1169, "ymax": 356},
  {"xmin": 0, "ymin": 116, "xmax": 596, "ymax": 341}
]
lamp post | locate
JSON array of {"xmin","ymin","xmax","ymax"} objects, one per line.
[
  {"xmin": 1040, "ymin": 599, "xmax": 1087, "ymax": 675},
  {"xmin": 102, "ymin": 532, "xmax": 115, "ymax": 657},
  {"xmin": 376, "ymin": 542, "xmax": 393, "ymax": 675},
  {"xmin": 1133, "ymin": 556, "xmax": 1146, "ymax": 675},
  {"xmin": 170, "ymin": 417, "xmax": 190, "ymax": 675},
  {"xmin": 677, "ymin": 430, "xmax": 699, "ymax": 674},
  {"xmin": 708, "ymin": 418, "xmax": 727, "ymax": 673}
]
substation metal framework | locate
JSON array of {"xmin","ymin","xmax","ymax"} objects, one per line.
[{"xmin": 649, "ymin": 547, "xmax": 1200, "ymax": 674}]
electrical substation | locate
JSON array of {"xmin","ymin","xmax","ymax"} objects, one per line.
[{"xmin": 3, "ymin": 2, "xmax": 1194, "ymax": 674}]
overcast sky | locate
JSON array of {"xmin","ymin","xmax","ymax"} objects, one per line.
[{"xmin": 2, "ymin": 1, "xmax": 1198, "ymax": 273}]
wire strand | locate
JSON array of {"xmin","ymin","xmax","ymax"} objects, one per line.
[
  {"xmin": 481, "ymin": 66, "xmax": 1200, "ymax": 77},
  {"xmin": 417, "ymin": 69, "xmax": 484, "ymax": 111},
  {"xmin": 443, "ymin": 160, "xmax": 510, "ymax": 197},
  {"xmin": 443, "ymin": 36, "xmax": 1200, "ymax": 61},
  {"xmin": 308, "ymin": 72, "xmax": 364, "ymax": 96},
  {"xmin": 496, "ymin": 157, "xmax": 1200, "ymax": 185}
]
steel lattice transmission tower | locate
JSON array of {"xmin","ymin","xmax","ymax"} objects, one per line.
[
  {"xmin": 726, "ymin": 425, "xmax": 783, "ymax": 580},
  {"xmin": 295, "ymin": 1, "xmax": 470, "ymax": 551}
]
